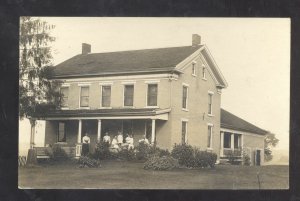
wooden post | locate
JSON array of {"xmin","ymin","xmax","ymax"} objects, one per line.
[
  {"xmin": 220, "ymin": 132, "xmax": 224, "ymax": 157},
  {"xmin": 151, "ymin": 119, "xmax": 156, "ymax": 144},
  {"xmin": 231, "ymin": 133, "xmax": 235, "ymax": 150}
]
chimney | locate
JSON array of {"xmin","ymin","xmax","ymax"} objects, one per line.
[
  {"xmin": 82, "ymin": 43, "xmax": 91, "ymax": 55},
  {"xmin": 192, "ymin": 34, "xmax": 201, "ymax": 46}
]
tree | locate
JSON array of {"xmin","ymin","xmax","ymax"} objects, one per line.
[
  {"xmin": 19, "ymin": 17, "xmax": 61, "ymax": 163},
  {"xmin": 264, "ymin": 132, "xmax": 279, "ymax": 161}
]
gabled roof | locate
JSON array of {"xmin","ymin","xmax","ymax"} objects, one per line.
[
  {"xmin": 52, "ymin": 45, "xmax": 203, "ymax": 78},
  {"xmin": 221, "ymin": 108, "xmax": 268, "ymax": 135}
]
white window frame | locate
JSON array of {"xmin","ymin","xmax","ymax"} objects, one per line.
[
  {"xmin": 192, "ymin": 61, "xmax": 197, "ymax": 77},
  {"xmin": 181, "ymin": 119, "xmax": 189, "ymax": 144},
  {"xmin": 123, "ymin": 84, "xmax": 135, "ymax": 107},
  {"xmin": 202, "ymin": 64, "xmax": 207, "ymax": 80},
  {"xmin": 182, "ymin": 83, "xmax": 189, "ymax": 111},
  {"xmin": 208, "ymin": 91, "xmax": 214, "ymax": 116},
  {"xmin": 100, "ymin": 84, "xmax": 112, "ymax": 109},
  {"xmin": 79, "ymin": 85, "xmax": 90, "ymax": 109},
  {"xmin": 207, "ymin": 123, "xmax": 213, "ymax": 149}
]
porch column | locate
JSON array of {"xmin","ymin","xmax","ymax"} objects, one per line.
[
  {"xmin": 151, "ymin": 119, "xmax": 156, "ymax": 144},
  {"xmin": 97, "ymin": 119, "xmax": 102, "ymax": 143},
  {"xmin": 220, "ymin": 132, "xmax": 224, "ymax": 156},
  {"xmin": 77, "ymin": 119, "xmax": 82, "ymax": 143},
  {"xmin": 30, "ymin": 122, "xmax": 36, "ymax": 149},
  {"xmin": 231, "ymin": 133, "xmax": 235, "ymax": 150}
]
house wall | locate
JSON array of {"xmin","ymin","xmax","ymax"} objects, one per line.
[
  {"xmin": 169, "ymin": 55, "xmax": 222, "ymax": 158},
  {"xmin": 62, "ymin": 75, "xmax": 171, "ymax": 110}
]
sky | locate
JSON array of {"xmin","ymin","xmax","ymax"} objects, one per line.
[{"xmin": 19, "ymin": 17, "xmax": 290, "ymax": 154}]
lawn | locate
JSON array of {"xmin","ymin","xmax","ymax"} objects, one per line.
[{"xmin": 18, "ymin": 160, "xmax": 289, "ymax": 189}]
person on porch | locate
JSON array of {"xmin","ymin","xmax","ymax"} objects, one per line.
[
  {"xmin": 117, "ymin": 131, "xmax": 123, "ymax": 146},
  {"xmin": 111, "ymin": 136, "xmax": 120, "ymax": 152},
  {"xmin": 127, "ymin": 135, "xmax": 134, "ymax": 150},
  {"xmin": 139, "ymin": 136, "xmax": 149, "ymax": 145},
  {"xmin": 103, "ymin": 132, "xmax": 111, "ymax": 145},
  {"xmin": 82, "ymin": 132, "xmax": 91, "ymax": 156}
]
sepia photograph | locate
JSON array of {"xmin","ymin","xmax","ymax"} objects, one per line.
[{"xmin": 18, "ymin": 17, "xmax": 290, "ymax": 189}]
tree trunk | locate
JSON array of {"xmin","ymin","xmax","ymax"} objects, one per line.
[{"xmin": 26, "ymin": 118, "xmax": 37, "ymax": 165}]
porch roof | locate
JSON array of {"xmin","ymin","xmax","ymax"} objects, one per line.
[{"xmin": 38, "ymin": 108, "xmax": 171, "ymax": 119}]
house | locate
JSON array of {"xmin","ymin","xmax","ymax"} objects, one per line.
[{"xmin": 33, "ymin": 34, "xmax": 266, "ymax": 165}]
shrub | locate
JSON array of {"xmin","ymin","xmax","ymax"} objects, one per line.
[
  {"xmin": 52, "ymin": 145, "xmax": 69, "ymax": 161},
  {"xmin": 93, "ymin": 142, "xmax": 116, "ymax": 160},
  {"xmin": 227, "ymin": 150, "xmax": 241, "ymax": 165},
  {"xmin": 194, "ymin": 149, "xmax": 217, "ymax": 168},
  {"xmin": 117, "ymin": 148, "xmax": 136, "ymax": 161},
  {"xmin": 171, "ymin": 144, "xmax": 195, "ymax": 167},
  {"xmin": 144, "ymin": 155, "xmax": 179, "ymax": 171},
  {"xmin": 136, "ymin": 142, "xmax": 152, "ymax": 160},
  {"xmin": 242, "ymin": 151, "xmax": 251, "ymax": 166},
  {"xmin": 78, "ymin": 156, "xmax": 101, "ymax": 168}
]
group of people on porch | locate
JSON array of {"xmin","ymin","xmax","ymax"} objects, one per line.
[{"xmin": 81, "ymin": 131, "xmax": 150, "ymax": 156}]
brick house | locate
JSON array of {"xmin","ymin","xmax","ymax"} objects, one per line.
[{"xmin": 35, "ymin": 34, "xmax": 267, "ymax": 165}]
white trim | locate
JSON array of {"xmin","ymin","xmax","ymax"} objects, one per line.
[
  {"xmin": 207, "ymin": 122, "xmax": 214, "ymax": 126},
  {"xmin": 192, "ymin": 61, "xmax": 197, "ymax": 77},
  {"xmin": 208, "ymin": 90, "xmax": 214, "ymax": 95},
  {"xmin": 220, "ymin": 128, "xmax": 266, "ymax": 138},
  {"xmin": 181, "ymin": 118, "xmax": 189, "ymax": 122},
  {"xmin": 79, "ymin": 85, "xmax": 90, "ymax": 108},
  {"xmin": 201, "ymin": 64, "xmax": 207, "ymax": 80},
  {"xmin": 61, "ymin": 83, "xmax": 71, "ymax": 87},
  {"xmin": 61, "ymin": 107, "xmax": 69, "ymax": 110},
  {"xmin": 182, "ymin": 82, "xmax": 189, "ymax": 87},
  {"xmin": 145, "ymin": 106, "xmax": 159, "ymax": 109},
  {"xmin": 99, "ymin": 81, "xmax": 114, "ymax": 85},
  {"xmin": 121, "ymin": 80, "xmax": 136, "ymax": 84},
  {"xmin": 182, "ymin": 84, "xmax": 189, "ymax": 110},
  {"xmin": 78, "ymin": 82, "xmax": 91, "ymax": 86},
  {"xmin": 144, "ymin": 80, "xmax": 160, "ymax": 84},
  {"xmin": 53, "ymin": 73, "xmax": 178, "ymax": 82}
]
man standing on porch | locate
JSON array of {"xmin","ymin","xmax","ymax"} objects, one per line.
[
  {"xmin": 117, "ymin": 131, "xmax": 123, "ymax": 146},
  {"xmin": 82, "ymin": 133, "xmax": 91, "ymax": 156}
]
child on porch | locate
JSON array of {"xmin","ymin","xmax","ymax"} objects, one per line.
[{"xmin": 103, "ymin": 132, "xmax": 111, "ymax": 145}]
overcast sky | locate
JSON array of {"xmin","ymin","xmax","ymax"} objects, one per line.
[{"xmin": 36, "ymin": 17, "xmax": 290, "ymax": 151}]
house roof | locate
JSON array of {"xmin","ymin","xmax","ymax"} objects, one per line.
[
  {"xmin": 52, "ymin": 45, "xmax": 203, "ymax": 78},
  {"xmin": 37, "ymin": 108, "xmax": 171, "ymax": 119},
  {"xmin": 221, "ymin": 108, "xmax": 268, "ymax": 135}
]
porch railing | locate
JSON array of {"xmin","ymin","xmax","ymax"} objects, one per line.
[{"xmin": 222, "ymin": 148, "xmax": 242, "ymax": 157}]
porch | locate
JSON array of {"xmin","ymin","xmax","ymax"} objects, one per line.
[
  {"xmin": 33, "ymin": 108, "xmax": 171, "ymax": 158},
  {"xmin": 220, "ymin": 131, "xmax": 243, "ymax": 160}
]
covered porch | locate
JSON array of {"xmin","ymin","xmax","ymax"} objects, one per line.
[
  {"xmin": 220, "ymin": 130, "xmax": 243, "ymax": 159},
  {"xmin": 34, "ymin": 108, "xmax": 170, "ymax": 158}
]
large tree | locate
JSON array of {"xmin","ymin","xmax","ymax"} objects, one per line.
[
  {"xmin": 264, "ymin": 132, "xmax": 279, "ymax": 162},
  {"xmin": 19, "ymin": 17, "xmax": 61, "ymax": 153}
]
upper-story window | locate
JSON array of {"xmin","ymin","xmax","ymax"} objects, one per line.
[
  {"xmin": 182, "ymin": 85, "xmax": 188, "ymax": 110},
  {"xmin": 60, "ymin": 87, "xmax": 69, "ymax": 108},
  {"xmin": 202, "ymin": 65, "xmax": 206, "ymax": 79},
  {"xmin": 80, "ymin": 86, "xmax": 89, "ymax": 107},
  {"xmin": 192, "ymin": 61, "xmax": 197, "ymax": 76},
  {"xmin": 101, "ymin": 85, "xmax": 111, "ymax": 107},
  {"xmin": 207, "ymin": 124, "xmax": 213, "ymax": 148},
  {"xmin": 147, "ymin": 84, "xmax": 158, "ymax": 106},
  {"xmin": 208, "ymin": 92, "xmax": 213, "ymax": 115},
  {"xmin": 58, "ymin": 122, "xmax": 66, "ymax": 142},
  {"xmin": 124, "ymin": 85, "xmax": 134, "ymax": 106}
]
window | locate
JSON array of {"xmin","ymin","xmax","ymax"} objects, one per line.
[
  {"xmin": 234, "ymin": 134, "xmax": 241, "ymax": 149},
  {"xmin": 181, "ymin": 121, "xmax": 188, "ymax": 144},
  {"xmin": 147, "ymin": 84, "xmax": 158, "ymax": 106},
  {"xmin": 80, "ymin": 86, "xmax": 89, "ymax": 107},
  {"xmin": 202, "ymin": 66, "xmax": 206, "ymax": 79},
  {"xmin": 58, "ymin": 122, "xmax": 66, "ymax": 142},
  {"xmin": 207, "ymin": 125, "xmax": 213, "ymax": 148},
  {"xmin": 60, "ymin": 87, "xmax": 69, "ymax": 107},
  {"xmin": 208, "ymin": 93, "xmax": 213, "ymax": 115},
  {"xmin": 124, "ymin": 85, "xmax": 134, "ymax": 106},
  {"xmin": 101, "ymin": 85, "xmax": 111, "ymax": 107},
  {"xmin": 192, "ymin": 62, "xmax": 196, "ymax": 76},
  {"xmin": 223, "ymin": 132, "xmax": 231, "ymax": 148},
  {"xmin": 182, "ymin": 85, "xmax": 188, "ymax": 109}
]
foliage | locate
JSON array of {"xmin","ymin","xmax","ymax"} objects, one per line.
[
  {"xmin": 19, "ymin": 17, "xmax": 61, "ymax": 121},
  {"xmin": 171, "ymin": 144, "xmax": 195, "ymax": 167},
  {"xmin": 242, "ymin": 151, "xmax": 251, "ymax": 166},
  {"xmin": 92, "ymin": 142, "xmax": 117, "ymax": 160},
  {"xmin": 194, "ymin": 149, "xmax": 217, "ymax": 168},
  {"xmin": 117, "ymin": 148, "xmax": 136, "ymax": 161},
  {"xmin": 226, "ymin": 150, "xmax": 241, "ymax": 165},
  {"xmin": 51, "ymin": 145, "xmax": 69, "ymax": 161},
  {"xmin": 264, "ymin": 132, "xmax": 279, "ymax": 162},
  {"xmin": 78, "ymin": 156, "xmax": 101, "ymax": 168},
  {"xmin": 171, "ymin": 144, "xmax": 217, "ymax": 168},
  {"xmin": 144, "ymin": 155, "xmax": 179, "ymax": 171},
  {"xmin": 136, "ymin": 142, "xmax": 170, "ymax": 161}
]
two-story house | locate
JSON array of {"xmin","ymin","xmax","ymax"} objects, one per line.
[{"xmin": 34, "ymin": 34, "xmax": 266, "ymax": 165}]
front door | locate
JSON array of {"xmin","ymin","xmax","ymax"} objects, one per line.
[{"xmin": 256, "ymin": 150, "xmax": 261, "ymax": 166}]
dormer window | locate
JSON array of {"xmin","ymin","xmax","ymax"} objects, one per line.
[{"xmin": 192, "ymin": 61, "xmax": 197, "ymax": 76}]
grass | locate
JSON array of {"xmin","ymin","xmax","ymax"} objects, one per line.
[{"xmin": 18, "ymin": 160, "xmax": 289, "ymax": 189}]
